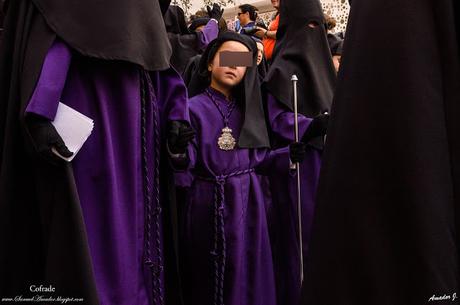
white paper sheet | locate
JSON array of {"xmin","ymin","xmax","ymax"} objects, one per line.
[{"xmin": 51, "ymin": 102, "xmax": 94, "ymax": 162}]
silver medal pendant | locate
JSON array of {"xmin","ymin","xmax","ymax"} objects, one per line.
[{"xmin": 218, "ymin": 126, "xmax": 236, "ymax": 151}]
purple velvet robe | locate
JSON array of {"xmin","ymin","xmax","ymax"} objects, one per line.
[
  {"xmin": 26, "ymin": 40, "xmax": 188, "ymax": 305},
  {"xmin": 174, "ymin": 88, "xmax": 287, "ymax": 305},
  {"xmin": 265, "ymin": 94, "xmax": 322, "ymax": 305}
]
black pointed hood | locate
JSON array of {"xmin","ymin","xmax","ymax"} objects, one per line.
[{"xmin": 264, "ymin": 0, "xmax": 337, "ymax": 118}]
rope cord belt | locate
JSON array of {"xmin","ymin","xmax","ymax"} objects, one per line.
[
  {"xmin": 197, "ymin": 168, "xmax": 255, "ymax": 305},
  {"xmin": 140, "ymin": 70, "xmax": 164, "ymax": 305}
]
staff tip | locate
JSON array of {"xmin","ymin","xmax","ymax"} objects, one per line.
[{"xmin": 291, "ymin": 75, "xmax": 298, "ymax": 81}]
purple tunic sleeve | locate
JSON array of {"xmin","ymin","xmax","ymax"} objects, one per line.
[
  {"xmin": 155, "ymin": 68, "xmax": 190, "ymax": 123},
  {"xmin": 266, "ymin": 93, "xmax": 312, "ymax": 142},
  {"xmin": 25, "ymin": 39, "xmax": 72, "ymax": 120},
  {"xmin": 196, "ymin": 19, "xmax": 219, "ymax": 50}
]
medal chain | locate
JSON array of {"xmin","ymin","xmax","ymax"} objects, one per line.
[{"xmin": 206, "ymin": 88, "xmax": 236, "ymax": 128}]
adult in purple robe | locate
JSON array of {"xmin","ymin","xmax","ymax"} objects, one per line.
[
  {"xmin": 262, "ymin": 94, "xmax": 322, "ymax": 305},
  {"xmin": 262, "ymin": 0, "xmax": 336, "ymax": 302},
  {"xmin": 0, "ymin": 0, "xmax": 191, "ymax": 304},
  {"xmin": 24, "ymin": 38, "xmax": 189, "ymax": 305}
]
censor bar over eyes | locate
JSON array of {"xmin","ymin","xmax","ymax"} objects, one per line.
[{"xmin": 220, "ymin": 52, "xmax": 254, "ymax": 67}]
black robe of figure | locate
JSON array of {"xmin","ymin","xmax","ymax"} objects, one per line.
[
  {"xmin": 301, "ymin": 1, "xmax": 460, "ymax": 304},
  {"xmin": 327, "ymin": 33, "xmax": 343, "ymax": 56},
  {"xmin": 0, "ymin": 2, "xmax": 4, "ymax": 43},
  {"xmin": 183, "ymin": 55, "xmax": 202, "ymax": 87}
]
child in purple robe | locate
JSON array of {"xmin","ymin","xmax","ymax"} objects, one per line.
[{"xmin": 172, "ymin": 32, "xmax": 304, "ymax": 305}]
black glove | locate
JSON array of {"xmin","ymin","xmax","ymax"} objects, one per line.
[
  {"xmin": 302, "ymin": 113, "xmax": 329, "ymax": 143},
  {"xmin": 241, "ymin": 26, "xmax": 261, "ymax": 36},
  {"xmin": 168, "ymin": 121, "xmax": 195, "ymax": 154},
  {"xmin": 289, "ymin": 142, "xmax": 306, "ymax": 163},
  {"xmin": 26, "ymin": 114, "xmax": 73, "ymax": 164},
  {"xmin": 207, "ymin": 3, "xmax": 224, "ymax": 20}
]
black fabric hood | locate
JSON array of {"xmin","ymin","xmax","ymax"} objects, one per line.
[
  {"xmin": 31, "ymin": 0, "xmax": 172, "ymax": 71},
  {"xmin": 188, "ymin": 32, "xmax": 270, "ymax": 148},
  {"xmin": 264, "ymin": 0, "xmax": 337, "ymax": 118}
]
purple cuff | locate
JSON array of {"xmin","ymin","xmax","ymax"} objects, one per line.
[
  {"xmin": 25, "ymin": 39, "xmax": 72, "ymax": 120},
  {"xmin": 267, "ymin": 93, "xmax": 312, "ymax": 142},
  {"xmin": 155, "ymin": 68, "xmax": 190, "ymax": 123}
]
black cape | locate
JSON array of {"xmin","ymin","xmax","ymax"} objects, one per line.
[
  {"xmin": 0, "ymin": 2, "xmax": 4, "ymax": 42},
  {"xmin": 183, "ymin": 54, "xmax": 202, "ymax": 87},
  {"xmin": 164, "ymin": 6, "xmax": 206, "ymax": 75},
  {"xmin": 0, "ymin": 0, "xmax": 172, "ymax": 303},
  {"xmin": 264, "ymin": 0, "xmax": 336, "ymax": 118},
  {"xmin": 188, "ymin": 32, "xmax": 270, "ymax": 148},
  {"xmin": 32, "ymin": 0, "xmax": 171, "ymax": 71},
  {"xmin": 301, "ymin": 0, "xmax": 460, "ymax": 304}
]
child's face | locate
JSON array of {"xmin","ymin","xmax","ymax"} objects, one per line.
[
  {"xmin": 256, "ymin": 42, "xmax": 264, "ymax": 65},
  {"xmin": 208, "ymin": 41, "xmax": 250, "ymax": 90}
]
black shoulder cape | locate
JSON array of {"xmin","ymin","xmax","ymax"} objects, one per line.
[
  {"xmin": 301, "ymin": 0, "xmax": 460, "ymax": 304},
  {"xmin": 31, "ymin": 0, "xmax": 171, "ymax": 71},
  {"xmin": 183, "ymin": 55, "xmax": 202, "ymax": 87}
]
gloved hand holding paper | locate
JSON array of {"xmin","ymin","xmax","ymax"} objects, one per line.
[{"xmin": 51, "ymin": 102, "xmax": 94, "ymax": 162}]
